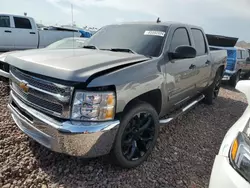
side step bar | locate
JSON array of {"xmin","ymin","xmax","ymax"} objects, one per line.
[{"xmin": 159, "ymin": 94, "xmax": 205, "ymax": 124}]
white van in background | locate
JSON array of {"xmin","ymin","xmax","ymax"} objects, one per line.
[{"xmin": 0, "ymin": 14, "xmax": 81, "ymax": 51}]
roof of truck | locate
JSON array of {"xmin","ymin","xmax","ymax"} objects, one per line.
[
  {"xmin": 0, "ymin": 13, "xmax": 33, "ymax": 20},
  {"xmin": 112, "ymin": 21, "xmax": 202, "ymax": 29}
]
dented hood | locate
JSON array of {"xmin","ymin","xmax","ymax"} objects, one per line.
[{"xmin": 5, "ymin": 48, "xmax": 149, "ymax": 82}]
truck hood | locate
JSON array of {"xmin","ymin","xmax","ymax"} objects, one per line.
[
  {"xmin": 0, "ymin": 50, "xmax": 21, "ymax": 61},
  {"xmin": 5, "ymin": 48, "xmax": 150, "ymax": 82}
]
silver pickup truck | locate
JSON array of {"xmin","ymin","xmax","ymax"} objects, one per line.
[{"xmin": 5, "ymin": 22, "xmax": 227, "ymax": 168}]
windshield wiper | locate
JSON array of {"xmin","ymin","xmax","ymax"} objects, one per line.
[
  {"xmin": 83, "ymin": 45, "xmax": 99, "ymax": 50},
  {"xmin": 100, "ymin": 48, "xmax": 137, "ymax": 54}
]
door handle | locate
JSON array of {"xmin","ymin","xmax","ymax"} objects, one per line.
[
  {"xmin": 30, "ymin": 32, "xmax": 36, "ymax": 34},
  {"xmin": 4, "ymin": 30, "xmax": 11, "ymax": 33},
  {"xmin": 189, "ymin": 64, "xmax": 196, "ymax": 69}
]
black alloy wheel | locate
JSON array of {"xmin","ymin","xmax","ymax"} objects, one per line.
[
  {"xmin": 121, "ymin": 112, "xmax": 155, "ymax": 161},
  {"xmin": 111, "ymin": 101, "xmax": 159, "ymax": 168}
]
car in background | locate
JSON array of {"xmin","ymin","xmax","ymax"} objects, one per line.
[
  {"xmin": 224, "ymin": 47, "xmax": 250, "ymax": 87},
  {"xmin": 0, "ymin": 14, "xmax": 81, "ymax": 51},
  {"xmin": 206, "ymin": 34, "xmax": 250, "ymax": 87},
  {"xmin": 209, "ymin": 80, "xmax": 250, "ymax": 188},
  {"xmin": 0, "ymin": 37, "xmax": 88, "ymax": 79}
]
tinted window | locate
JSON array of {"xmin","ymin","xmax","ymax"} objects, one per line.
[
  {"xmin": 14, "ymin": 17, "xmax": 32, "ymax": 29},
  {"xmin": 170, "ymin": 28, "xmax": 190, "ymax": 51},
  {"xmin": 85, "ymin": 24, "xmax": 168, "ymax": 57},
  {"xmin": 237, "ymin": 50, "xmax": 242, "ymax": 59},
  {"xmin": 191, "ymin": 29, "xmax": 206, "ymax": 56},
  {"xmin": 243, "ymin": 50, "xmax": 249, "ymax": 59},
  {"xmin": 0, "ymin": 16, "xmax": 10, "ymax": 27}
]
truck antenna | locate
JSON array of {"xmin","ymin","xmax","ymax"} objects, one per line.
[
  {"xmin": 156, "ymin": 17, "xmax": 161, "ymax": 23},
  {"xmin": 71, "ymin": 4, "xmax": 75, "ymax": 49}
]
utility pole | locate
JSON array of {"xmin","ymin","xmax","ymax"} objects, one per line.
[{"xmin": 71, "ymin": 4, "xmax": 74, "ymax": 27}]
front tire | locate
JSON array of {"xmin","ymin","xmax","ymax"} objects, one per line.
[
  {"xmin": 111, "ymin": 101, "xmax": 159, "ymax": 168},
  {"xmin": 204, "ymin": 68, "xmax": 223, "ymax": 105}
]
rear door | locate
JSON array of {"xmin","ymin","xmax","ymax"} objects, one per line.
[
  {"xmin": 13, "ymin": 16, "xmax": 38, "ymax": 49},
  {"xmin": 0, "ymin": 15, "xmax": 15, "ymax": 50},
  {"xmin": 166, "ymin": 27, "xmax": 198, "ymax": 105},
  {"xmin": 191, "ymin": 28, "xmax": 211, "ymax": 91},
  {"xmin": 238, "ymin": 50, "xmax": 250, "ymax": 73}
]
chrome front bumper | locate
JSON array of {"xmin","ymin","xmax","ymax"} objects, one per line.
[{"xmin": 8, "ymin": 91, "xmax": 120, "ymax": 158}]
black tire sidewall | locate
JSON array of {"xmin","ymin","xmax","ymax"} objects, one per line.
[
  {"xmin": 204, "ymin": 68, "xmax": 222, "ymax": 104},
  {"xmin": 112, "ymin": 101, "xmax": 159, "ymax": 168},
  {"xmin": 230, "ymin": 72, "xmax": 240, "ymax": 87}
]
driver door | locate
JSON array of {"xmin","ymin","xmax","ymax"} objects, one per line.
[{"xmin": 166, "ymin": 27, "xmax": 198, "ymax": 106}]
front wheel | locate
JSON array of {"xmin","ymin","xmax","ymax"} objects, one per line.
[{"xmin": 111, "ymin": 101, "xmax": 159, "ymax": 168}]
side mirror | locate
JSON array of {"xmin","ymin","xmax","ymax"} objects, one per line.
[
  {"xmin": 246, "ymin": 57, "xmax": 250, "ymax": 62},
  {"xmin": 170, "ymin": 45, "xmax": 196, "ymax": 59}
]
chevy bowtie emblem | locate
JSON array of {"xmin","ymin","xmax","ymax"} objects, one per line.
[{"xmin": 19, "ymin": 81, "xmax": 29, "ymax": 93}]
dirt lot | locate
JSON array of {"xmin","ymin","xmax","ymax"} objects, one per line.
[{"xmin": 0, "ymin": 81, "xmax": 247, "ymax": 188}]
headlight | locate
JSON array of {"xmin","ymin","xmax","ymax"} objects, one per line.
[
  {"xmin": 71, "ymin": 91, "xmax": 115, "ymax": 121},
  {"xmin": 230, "ymin": 132, "xmax": 250, "ymax": 182}
]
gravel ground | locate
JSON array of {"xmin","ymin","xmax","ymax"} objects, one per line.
[{"xmin": 0, "ymin": 81, "xmax": 247, "ymax": 188}]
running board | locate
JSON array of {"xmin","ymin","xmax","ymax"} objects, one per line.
[{"xmin": 159, "ymin": 94, "xmax": 205, "ymax": 124}]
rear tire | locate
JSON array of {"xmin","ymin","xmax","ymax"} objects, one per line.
[
  {"xmin": 242, "ymin": 72, "xmax": 250, "ymax": 80},
  {"xmin": 204, "ymin": 68, "xmax": 223, "ymax": 105},
  {"xmin": 229, "ymin": 71, "xmax": 240, "ymax": 87},
  {"xmin": 111, "ymin": 101, "xmax": 159, "ymax": 168}
]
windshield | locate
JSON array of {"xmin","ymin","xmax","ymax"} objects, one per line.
[
  {"xmin": 46, "ymin": 37, "xmax": 87, "ymax": 49},
  {"xmin": 85, "ymin": 24, "xmax": 168, "ymax": 57}
]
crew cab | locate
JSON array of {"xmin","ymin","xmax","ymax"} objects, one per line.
[
  {"xmin": 0, "ymin": 14, "xmax": 81, "ymax": 51},
  {"xmin": 5, "ymin": 22, "xmax": 226, "ymax": 168}
]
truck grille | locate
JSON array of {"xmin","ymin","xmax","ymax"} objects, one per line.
[{"xmin": 10, "ymin": 66, "xmax": 73, "ymax": 118}]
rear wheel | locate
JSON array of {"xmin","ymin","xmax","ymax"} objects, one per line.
[
  {"xmin": 204, "ymin": 68, "xmax": 223, "ymax": 105},
  {"xmin": 242, "ymin": 72, "xmax": 250, "ymax": 80},
  {"xmin": 229, "ymin": 71, "xmax": 240, "ymax": 87},
  {"xmin": 111, "ymin": 101, "xmax": 159, "ymax": 168}
]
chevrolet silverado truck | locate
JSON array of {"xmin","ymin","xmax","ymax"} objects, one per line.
[{"xmin": 6, "ymin": 22, "xmax": 227, "ymax": 168}]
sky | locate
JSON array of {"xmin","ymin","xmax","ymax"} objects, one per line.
[{"xmin": 1, "ymin": 0, "xmax": 250, "ymax": 41}]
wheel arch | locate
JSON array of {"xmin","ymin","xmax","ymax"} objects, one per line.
[{"xmin": 120, "ymin": 89, "xmax": 162, "ymax": 116}]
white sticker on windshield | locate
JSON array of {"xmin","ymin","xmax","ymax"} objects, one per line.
[{"xmin": 144, "ymin": 30, "xmax": 165, "ymax": 37}]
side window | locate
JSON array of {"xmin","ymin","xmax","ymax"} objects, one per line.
[
  {"xmin": 0, "ymin": 16, "xmax": 10, "ymax": 28},
  {"xmin": 191, "ymin": 29, "xmax": 207, "ymax": 56},
  {"xmin": 237, "ymin": 50, "xmax": 242, "ymax": 59},
  {"xmin": 170, "ymin": 28, "xmax": 190, "ymax": 51},
  {"xmin": 242, "ymin": 51, "xmax": 246, "ymax": 59},
  {"xmin": 13, "ymin": 17, "xmax": 32, "ymax": 29},
  {"xmin": 244, "ymin": 50, "xmax": 249, "ymax": 59}
]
